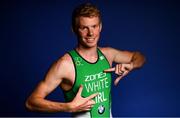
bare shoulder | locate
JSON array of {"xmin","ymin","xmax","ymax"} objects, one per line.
[
  {"xmin": 43, "ymin": 53, "xmax": 74, "ymax": 82},
  {"xmin": 27, "ymin": 53, "xmax": 75, "ymax": 99},
  {"xmin": 57, "ymin": 53, "xmax": 73, "ymax": 67},
  {"xmin": 99, "ymin": 47, "xmax": 120, "ymax": 57},
  {"xmin": 99, "ymin": 47, "xmax": 116, "ymax": 53},
  {"xmin": 55, "ymin": 53, "xmax": 74, "ymax": 75},
  {"xmin": 55, "ymin": 53, "xmax": 75, "ymax": 91},
  {"xmin": 98, "ymin": 47, "xmax": 116, "ymax": 66},
  {"xmin": 99, "ymin": 47, "xmax": 128, "ymax": 53},
  {"xmin": 99, "ymin": 47, "xmax": 134, "ymax": 64}
]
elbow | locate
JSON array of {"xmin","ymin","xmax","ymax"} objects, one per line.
[
  {"xmin": 137, "ymin": 51, "xmax": 146, "ymax": 67},
  {"xmin": 133, "ymin": 51, "xmax": 146, "ymax": 69},
  {"xmin": 141, "ymin": 52, "xmax": 146, "ymax": 66},
  {"xmin": 25, "ymin": 97, "xmax": 35, "ymax": 111}
]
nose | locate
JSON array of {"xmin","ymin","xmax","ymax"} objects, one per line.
[{"xmin": 87, "ymin": 28, "xmax": 93, "ymax": 36}]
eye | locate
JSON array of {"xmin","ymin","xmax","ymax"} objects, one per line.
[
  {"xmin": 93, "ymin": 25, "xmax": 97, "ymax": 28},
  {"xmin": 80, "ymin": 26, "xmax": 87, "ymax": 31}
]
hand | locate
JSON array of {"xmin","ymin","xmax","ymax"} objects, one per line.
[
  {"xmin": 68, "ymin": 85, "xmax": 98, "ymax": 113},
  {"xmin": 104, "ymin": 63, "xmax": 133, "ymax": 86}
]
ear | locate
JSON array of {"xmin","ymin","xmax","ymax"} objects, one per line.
[
  {"xmin": 71, "ymin": 27, "xmax": 75, "ymax": 33},
  {"xmin": 71, "ymin": 27, "xmax": 78, "ymax": 36},
  {"xmin": 99, "ymin": 23, "xmax": 102, "ymax": 32}
]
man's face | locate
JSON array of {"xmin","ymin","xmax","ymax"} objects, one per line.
[{"xmin": 77, "ymin": 16, "xmax": 102, "ymax": 48}]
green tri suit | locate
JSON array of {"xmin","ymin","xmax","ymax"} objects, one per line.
[{"xmin": 64, "ymin": 48, "xmax": 112, "ymax": 118}]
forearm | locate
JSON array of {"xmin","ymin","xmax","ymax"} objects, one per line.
[
  {"xmin": 26, "ymin": 97, "xmax": 71, "ymax": 113},
  {"xmin": 131, "ymin": 51, "xmax": 146, "ymax": 69}
]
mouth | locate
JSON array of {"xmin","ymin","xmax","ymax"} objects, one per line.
[{"xmin": 86, "ymin": 38, "xmax": 95, "ymax": 43}]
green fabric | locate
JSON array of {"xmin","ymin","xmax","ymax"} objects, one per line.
[{"xmin": 64, "ymin": 48, "xmax": 112, "ymax": 117}]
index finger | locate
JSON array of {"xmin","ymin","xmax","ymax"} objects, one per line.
[
  {"xmin": 77, "ymin": 85, "xmax": 83, "ymax": 96},
  {"xmin": 87, "ymin": 93, "xmax": 99, "ymax": 100},
  {"xmin": 103, "ymin": 67, "xmax": 115, "ymax": 73}
]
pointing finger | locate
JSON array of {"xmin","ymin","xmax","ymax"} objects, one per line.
[
  {"xmin": 103, "ymin": 67, "xmax": 115, "ymax": 73},
  {"xmin": 114, "ymin": 76, "xmax": 123, "ymax": 86},
  {"xmin": 87, "ymin": 93, "xmax": 98, "ymax": 100},
  {"xmin": 115, "ymin": 64, "xmax": 119, "ymax": 75},
  {"xmin": 114, "ymin": 70, "xmax": 130, "ymax": 86},
  {"xmin": 77, "ymin": 85, "xmax": 83, "ymax": 96}
]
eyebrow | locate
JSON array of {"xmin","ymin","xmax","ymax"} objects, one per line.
[{"xmin": 79, "ymin": 24, "xmax": 99, "ymax": 27}]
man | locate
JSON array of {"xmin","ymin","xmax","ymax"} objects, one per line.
[{"xmin": 25, "ymin": 3, "xmax": 145, "ymax": 118}]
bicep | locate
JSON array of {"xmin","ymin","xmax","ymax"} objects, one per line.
[
  {"xmin": 108, "ymin": 47, "xmax": 134, "ymax": 63},
  {"xmin": 30, "ymin": 62, "xmax": 64, "ymax": 98}
]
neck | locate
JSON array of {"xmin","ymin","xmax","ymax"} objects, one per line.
[
  {"xmin": 76, "ymin": 45, "xmax": 98, "ymax": 62},
  {"xmin": 76, "ymin": 45, "xmax": 97, "ymax": 56}
]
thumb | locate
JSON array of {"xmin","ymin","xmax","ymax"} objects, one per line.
[
  {"xmin": 114, "ymin": 76, "xmax": 123, "ymax": 86},
  {"xmin": 77, "ymin": 85, "xmax": 83, "ymax": 96},
  {"xmin": 103, "ymin": 67, "xmax": 115, "ymax": 73}
]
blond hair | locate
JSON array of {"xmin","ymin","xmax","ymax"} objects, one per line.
[{"xmin": 72, "ymin": 3, "xmax": 101, "ymax": 33}]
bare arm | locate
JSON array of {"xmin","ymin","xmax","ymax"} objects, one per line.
[
  {"xmin": 102, "ymin": 47, "xmax": 145, "ymax": 69},
  {"xmin": 114, "ymin": 50, "xmax": 145, "ymax": 69},
  {"xmin": 25, "ymin": 54, "xmax": 97, "ymax": 113},
  {"xmin": 102, "ymin": 47, "xmax": 146, "ymax": 85},
  {"xmin": 130, "ymin": 51, "xmax": 146, "ymax": 69},
  {"xmin": 25, "ymin": 59, "xmax": 70, "ymax": 112}
]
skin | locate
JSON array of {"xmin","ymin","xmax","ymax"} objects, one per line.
[{"xmin": 25, "ymin": 16, "xmax": 145, "ymax": 113}]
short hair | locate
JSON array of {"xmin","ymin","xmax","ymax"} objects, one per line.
[{"xmin": 72, "ymin": 3, "xmax": 101, "ymax": 33}]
